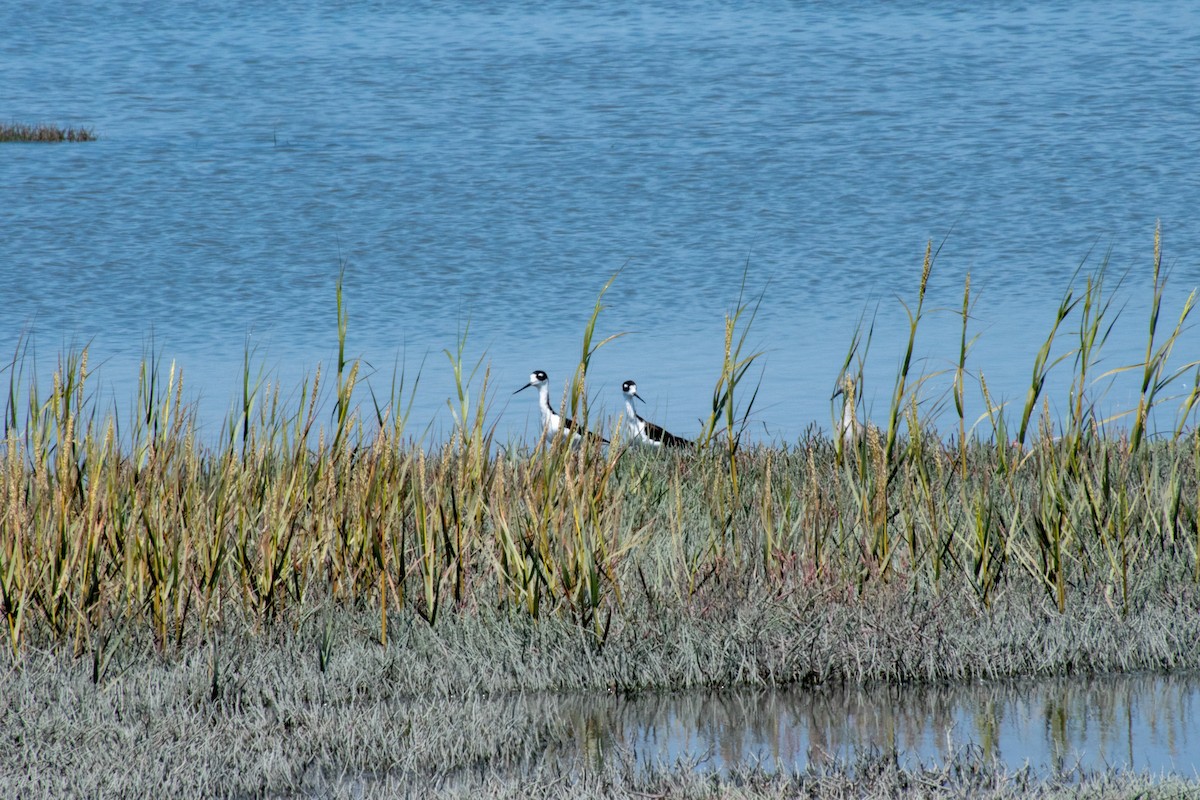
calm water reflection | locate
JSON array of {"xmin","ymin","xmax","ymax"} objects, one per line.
[{"xmin": 553, "ymin": 673, "xmax": 1200, "ymax": 776}]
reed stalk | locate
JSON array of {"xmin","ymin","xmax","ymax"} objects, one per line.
[
  {"xmin": 1126, "ymin": 223, "xmax": 1199, "ymax": 452},
  {"xmin": 953, "ymin": 272, "xmax": 979, "ymax": 476},
  {"xmin": 695, "ymin": 267, "xmax": 765, "ymax": 547}
]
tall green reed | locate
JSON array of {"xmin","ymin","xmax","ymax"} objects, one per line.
[
  {"xmin": 695, "ymin": 267, "xmax": 765, "ymax": 539},
  {"xmin": 1125, "ymin": 223, "xmax": 1199, "ymax": 452},
  {"xmin": 1014, "ymin": 272, "xmax": 1080, "ymax": 449}
]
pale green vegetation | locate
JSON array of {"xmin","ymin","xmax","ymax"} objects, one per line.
[
  {"xmin": 0, "ymin": 122, "xmax": 96, "ymax": 142},
  {"xmin": 3, "ymin": 228, "xmax": 1200, "ymax": 796}
]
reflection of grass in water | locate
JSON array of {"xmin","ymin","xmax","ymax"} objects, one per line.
[
  {"xmin": 0, "ymin": 122, "xmax": 96, "ymax": 142},
  {"xmin": 5, "ymin": 627, "xmax": 1199, "ymax": 796},
  {"xmin": 3, "ymin": 229, "xmax": 1200, "ymax": 669}
]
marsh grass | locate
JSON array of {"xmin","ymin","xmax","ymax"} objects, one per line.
[
  {"xmin": 4, "ymin": 612, "xmax": 1200, "ymax": 798},
  {"xmin": 0, "ymin": 122, "xmax": 96, "ymax": 142},
  {"xmin": 3, "ymin": 231, "xmax": 1200, "ymax": 669}
]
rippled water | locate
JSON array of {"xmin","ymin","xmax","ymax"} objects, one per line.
[{"xmin": 4, "ymin": 1, "xmax": 1200, "ymax": 442}]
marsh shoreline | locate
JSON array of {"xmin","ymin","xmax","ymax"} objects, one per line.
[{"xmin": 4, "ymin": 575, "xmax": 1200, "ymax": 797}]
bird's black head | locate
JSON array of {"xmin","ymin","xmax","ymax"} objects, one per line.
[{"xmin": 515, "ymin": 370, "xmax": 549, "ymax": 394}]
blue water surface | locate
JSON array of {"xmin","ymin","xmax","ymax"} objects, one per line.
[{"xmin": 3, "ymin": 1, "xmax": 1200, "ymax": 443}]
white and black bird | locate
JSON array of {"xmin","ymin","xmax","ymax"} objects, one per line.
[
  {"xmin": 832, "ymin": 377, "xmax": 867, "ymax": 445},
  {"xmin": 621, "ymin": 380, "xmax": 692, "ymax": 447},
  {"xmin": 514, "ymin": 370, "xmax": 608, "ymax": 445}
]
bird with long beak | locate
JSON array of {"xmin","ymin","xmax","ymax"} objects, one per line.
[
  {"xmin": 621, "ymin": 380, "xmax": 691, "ymax": 447},
  {"xmin": 514, "ymin": 370, "xmax": 608, "ymax": 445}
]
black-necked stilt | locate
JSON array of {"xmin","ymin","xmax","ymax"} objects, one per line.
[
  {"xmin": 621, "ymin": 380, "xmax": 692, "ymax": 447},
  {"xmin": 832, "ymin": 377, "xmax": 867, "ymax": 445},
  {"xmin": 514, "ymin": 370, "xmax": 608, "ymax": 445}
]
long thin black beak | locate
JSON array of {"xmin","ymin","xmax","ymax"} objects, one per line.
[
  {"xmin": 514, "ymin": 382, "xmax": 533, "ymax": 395},
  {"xmin": 831, "ymin": 387, "xmax": 844, "ymax": 400},
  {"xmin": 633, "ymin": 392, "xmax": 646, "ymax": 404}
]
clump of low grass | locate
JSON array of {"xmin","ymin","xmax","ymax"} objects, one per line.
[{"xmin": 0, "ymin": 122, "xmax": 96, "ymax": 142}]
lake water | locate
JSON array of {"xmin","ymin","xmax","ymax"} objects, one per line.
[{"xmin": 4, "ymin": 1, "xmax": 1200, "ymax": 444}]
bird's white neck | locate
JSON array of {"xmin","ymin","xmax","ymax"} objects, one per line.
[
  {"xmin": 624, "ymin": 396, "xmax": 642, "ymax": 437},
  {"xmin": 538, "ymin": 383, "xmax": 557, "ymax": 429},
  {"xmin": 838, "ymin": 394, "xmax": 866, "ymax": 442},
  {"xmin": 841, "ymin": 399, "xmax": 856, "ymax": 430}
]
